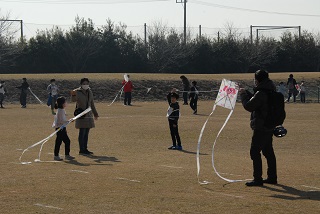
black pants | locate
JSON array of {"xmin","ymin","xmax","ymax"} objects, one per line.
[
  {"xmin": 190, "ymin": 98, "xmax": 198, "ymax": 111},
  {"xmin": 79, "ymin": 128, "xmax": 90, "ymax": 152},
  {"xmin": 183, "ymin": 92, "xmax": 188, "ymax": 104},
  {"xmin": 0, "ymin": 93, "xmax": 4, "ymax": 107},
  {"xmin": 124, "ymin": 92, "xmax": 132, "ymax": 105},
  {"xmin": 287, "ymin": 90, "xmax": 296, "ymax": 102},
  {"xmin": 54, "ymin": 128, "xmax": 71, "ymax": 156},
  {"xmin": 300, "ymin": 92, "xmax": 306, "ymax": 103},
  {"xmin": 169, "ymin": 120, "xmax": 181, "ymax": 147},
  {"xmin": 250, "ymin": 130, "xmax": 277, "ymax": 182},
  {"xmin": 20, "ymin": 92, "xmax": 27, "ymax": 106}
]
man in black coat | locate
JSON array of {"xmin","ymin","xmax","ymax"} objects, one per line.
[{"xmin": 239, "ymin": 70, "xmax": 278, "ymax": 186}]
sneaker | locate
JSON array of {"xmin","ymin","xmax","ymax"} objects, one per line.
[
  {"xmin": 65, "ymin": 155, "xmax": 75, "ymax": 160},
  {"xmin": 245, "ymin": 180, "xmax": 263, "ymax": 187},
  {"xmin": 193, "ymin": 110, "xmax": 197, "ymax": 115},
  {"xmin": 263, "ymin": 178, "xmax": 277, "ymax": 184},
  {"xmin": 168, "ymin": 145, "xmax": 177, "ymax": 150},
  {"xmin": 79, "ymin": 150, "xmax": 90, "ymax": 155},
  {"xmin": 54, "ymin": 156, "xmax": 63, "ymax": 161},
  {"xmin": 176, "ymin": 146, "xmax": 183, "ymax": 150},
  {"xmin": 85, "ymin": 149, "xmax": 94, "ymax": 154}
]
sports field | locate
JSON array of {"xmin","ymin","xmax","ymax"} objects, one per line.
[{"xmin": 0, "ymin": 99, "xmax": 319, "ymax": 213}]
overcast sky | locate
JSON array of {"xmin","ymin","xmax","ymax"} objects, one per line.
[{"xmin": 1, "ymin": 0, "xmax": 320, "ymax": 39}]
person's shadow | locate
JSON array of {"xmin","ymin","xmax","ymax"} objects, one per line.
[
  {"xmin": 65, "ymin": 155, "xmax": 120, "ymax": 166},
  {"xmin": 263, "ymin": 184, "xmax": 320, "ymax": 201}
]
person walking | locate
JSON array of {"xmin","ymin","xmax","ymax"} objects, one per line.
[
  {"xmin": 52, "ymin": 96, "xmax": 75, "ymax": 161},
  {"xmin": 16, "ymin": 78, "xmax": 29, "ymax": 108},
  {"xmin": 180, "ymin": 75, "xmax": 190, "ymax": 105},
  {"xmin": 0, "ymin": 81, "xmax": 7, "ymax": 108},
  {"xmin": 189, "ymin": 81, "xmax": 199, "ymax": 114},
  {"xmin": 240, "ymin": 70, "xmax": 278, "ymax": 187},
  {"xmin": 75, "ymin": 78, "xmax": 99, "ymax": 155},
  {"xmin": 47, "ymin": 79, "xmax": 59, "ymax": 115},
  {"xmin": 122, "ymin": 75, "xmax": 134, "ymax": 106},
  {"xmin": 287, "ymin": 74, "xmax": 297, "ymax": 103}
]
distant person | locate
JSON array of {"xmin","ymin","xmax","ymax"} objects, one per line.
[
  {"xmin": 277, "ymin": 82, "xmax": 286, "ymax": 97},
  {"xmin": 166, "ymin": 88, "xmax": 178, "ymax": 105},
  {"xmin": 47, "ymin": 79, "xmax": 59, "ymax": 115},
  {"xmin": 75, "ymin": 78, "xmax": 99, "ymax": 155},
  {"xmin": 0, "ymin": 81, "xmax": 7, "ymax": 108},
  {"xmin": 52, "ymin": 96, "xmax": 75, "ymax": 161},
  {"xmin": 167, "ymin": 92, "xmax": 182, "ymax": 150},
  {"xmin": 16, "ymin": 78, "xmax": 29, "ymax": 108},
  {"xmin": 180, "ymin": 75, "xmax": 190, "ymax": 105},
  {"xmin": 189, "ymin": 81, "xmax": 199, "ymax": 114},
  {"xmin": 240, "ymin": 70, "xmax": 277, "ymax": 187},
  {"xmin": 122, "ymin": 75, "xmax": 134, "ymax": 106},
  {"xmin": 287, "ymin": 74, "xmax": 297, "ymax": 103},
  {"xmin": 299, "ymin": 81, "xmax": 306, "ymax": 103}
]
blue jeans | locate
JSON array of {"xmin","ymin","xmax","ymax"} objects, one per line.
[{"xmin": 78, "ymin": 128, "xmax": 90, "ymax": 151}]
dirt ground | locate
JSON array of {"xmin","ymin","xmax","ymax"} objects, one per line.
[{"xmin": 0, "ymin": 99, "xmax": 319, "ymax": 214}]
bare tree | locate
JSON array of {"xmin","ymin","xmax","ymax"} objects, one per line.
[{"xmin": 0, "ymin": 10, "xmax": 22, "ymax": 71}]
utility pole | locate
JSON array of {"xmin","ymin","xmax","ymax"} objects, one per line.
[
  {"xmin": 176, "ymin": 0, "xmax": 187, "ymax": 45},
  {"xmin": 0, "ymin": 19, "xmax": 24, "ymax": 43},
  {"xmin": 144, "ymin": 23, "xmax": 147, "ymax": 46},
  {"xmin": 199, "ymin": 25, "xmax": 201, "ymax": 40}
]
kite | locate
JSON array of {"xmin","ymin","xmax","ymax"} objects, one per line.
[
  {"xmin": 28, "ymin": 87, "xmax": 45, "ymax": 105},
  {"xmin": 19, "ymin": 107, "xmax": 92, "ymax": 164},
  {"xmin": 196, "ymin": 79, "xmax": 248, "ymax": 184}
]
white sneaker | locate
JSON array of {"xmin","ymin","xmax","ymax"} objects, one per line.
[
  {"xmin": 65, "ymin": 155, "xmax": 75, "ymax": 160},
  {"xmin": 54, "ymin": 156, "xmax": 63, "ymax": 161}
]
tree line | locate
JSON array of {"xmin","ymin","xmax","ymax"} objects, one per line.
[{"xmin": 1, "ymin": 16, "xmax": 320, "ymax": 74}]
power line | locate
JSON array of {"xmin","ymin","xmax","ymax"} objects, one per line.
[
  {"xmin": 191, "ymin": 0, "xmax": 320, "ymax": 18},
  {"xmin": 0, "ymin": 0, "xmax": 171, "ymax": 4}
]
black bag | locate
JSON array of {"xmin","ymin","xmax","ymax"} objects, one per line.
[
  {"xmin": 263, "ymin": 90, "xmax": 286, "ymax": 128},
  {"xmin": 74, "ymin": 107, "xmax": 84, "ymax": 117}
]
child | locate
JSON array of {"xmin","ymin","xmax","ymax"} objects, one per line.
[
  {"xmin": 122, "ymin": 74, "xmax": 134, "ymax": 106},
  {"xmin": 52, "ymin": 96, "xmax": 75, "ymax": 161},
  {"xmin": 166, "ymin": 88, "xmax": 178, "ymax": 105},
  {"xmin": 300, "ymin": 81, "xmax": 306, "ymax": 103},
  {"xmin": 189, "ymin": 81, "xmax": 199, "ymax": 114},
  {"xmin": 167, "ymin": 93, "xmax": 182, "ymax": 150},
  {"xmin": 47, "ymin": 79, "xmax": 59, "ymax": 115},
  {"xmin": 0, "ymin": 81, "xmax": 7, "ymax": 108}
]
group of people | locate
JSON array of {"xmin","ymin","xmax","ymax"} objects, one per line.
[{"xmin": 278, "ymin": 74, "xmax": 306, "ymax": 103}]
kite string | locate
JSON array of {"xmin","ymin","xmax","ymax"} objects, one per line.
[
  {"xmin": 108, "ymin": 83, "xmax": 127, "ymax": 106},
  {"xmin": 28, "ymin": 87, "xmax": 45, "ymax": 105}
]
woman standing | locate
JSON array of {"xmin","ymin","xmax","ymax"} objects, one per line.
[
  {"xmin": 180, "ymin": 75, "xmax": 190, "ymax": 105},
  {"xmin": 75, "ymin": 78, "xmax": 99, "ymax": 155}
]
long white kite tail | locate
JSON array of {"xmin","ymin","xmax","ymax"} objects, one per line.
[
  {"xmin": 28, "ymin": 87, "xmax": 45, "ymax": 105},
  {"xmin": 197, "ymin": 79, "xmax": 249, "ymax": 184},
  {"xmin": 19, "ymin": 107, "xmax": 92, "ymax": 164}
]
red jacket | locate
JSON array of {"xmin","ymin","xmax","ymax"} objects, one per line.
[{"xmin": 122, "ymin": 80, "xmax": 133, "ymax": 92}]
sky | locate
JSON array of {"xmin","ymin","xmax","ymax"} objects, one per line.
[{"xmin": 1, "ymin": 0, "xmax": 320, "ymax": 39}]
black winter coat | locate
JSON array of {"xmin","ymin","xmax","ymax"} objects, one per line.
[{"xmin": 240, "ymin": 79, "xmax": 276, "ymax": 131}]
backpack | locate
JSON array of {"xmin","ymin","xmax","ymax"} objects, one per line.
[{"xmin": 262, "ymin": 90, "xmax": 286, "ymax": 128}]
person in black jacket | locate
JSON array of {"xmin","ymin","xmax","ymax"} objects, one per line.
[
  {"xmin": 239, "ymin": 70, "xmax": 277, "ymax": 187},
  {"xmin": 180, "ymin": 75, "xmax": 190, "ymax": 105},
  {"xmin": 16, "ymin": 78, "xmax": 29, "ymax": 108},
  {"xmin": 189, "ymin": 81, "xmax": 198, "ymax": 114},
  {"xmin": 166, "ymin": 88, "xmax": 178, "ymax": 105},
  {"xmin": 286, "ymin": 74, "xmax": 297, "ymax": 103},
  {"xmin": 167, "ymin": 93, "xmax": 182, "ymax": 150}
]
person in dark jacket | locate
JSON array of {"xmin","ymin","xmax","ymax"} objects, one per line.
[
  {"xmin": 180, "ymin": 75, "xmax": 190, "ymax": 105},
  {"xmin": 240, "ymin": 70, "xmax": 277, "ymax": 187},
  {"xmin": 167, "ymin": 93, "xmax": 182, "ymax": 150},
  {"xmin": 286, "ymin": 74, "xmax": 297, "ymax": 103},
  {"xmin": 16, "ymin": 78, "xmax": 29, "ymax": 108},
  {"xmin": 0, "ymin": 81, "xmax": 7, "ymax": 108},
  {"xmin": 189, "ymin": 81, "xmax": 199, "ymax": 114}
]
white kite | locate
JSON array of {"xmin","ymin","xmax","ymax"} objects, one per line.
[
  {"xmin": 196, "ymin": 79, "xmax": 248, "ymax": 184},
  {"xmin": 19, "ymin": 107, "xmax": 92, "ymax": 164}
]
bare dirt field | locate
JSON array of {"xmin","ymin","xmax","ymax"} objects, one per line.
[{"xmin": 0, "ymin": 99, "xmax": 319, "ymax": 213}]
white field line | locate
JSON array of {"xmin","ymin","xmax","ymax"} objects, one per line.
[
  {"xmin": 34, "ymin": 203, "xmax": 63, "ymax": 210},
  {"xmin": 116, "ymin": 177, "xmax": 141, "ymax": 183},
  {"xmin": 205, "ymin": 190, "xmax": 244, "ymax": 199},
  {"xmin": 301, "ymin": 185, "xmax": 320, "ymax": 190},
  {"xmin": 160, "ymin": 165, "xmax": 183, "ymax": 169},
  {"xmin": 71, "ymin": 170, "xmax": 90, "ymax": 174}
]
